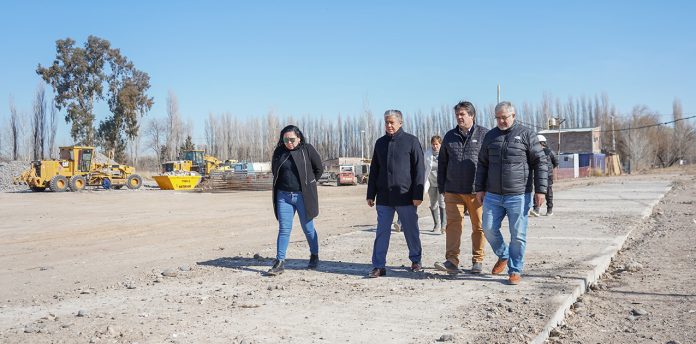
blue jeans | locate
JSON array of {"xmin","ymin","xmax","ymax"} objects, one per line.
[
  {"xmin": 481, "ymin": 192, "xmax": 532, "ymax": 275},
  {"xmin": 276, "ymin": 191, "xmax": 319, "ymax": 260},
  {"xmin": 372, "ymin": 205, "xmax": 422, "ymax": 268}
]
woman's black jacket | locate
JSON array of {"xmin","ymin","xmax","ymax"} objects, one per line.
[{"xmin": 271, "ymin": 143, "xmax": 323, "ymax": 220}]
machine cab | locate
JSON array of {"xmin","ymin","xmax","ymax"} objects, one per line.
[
  {"xmin": 59, "ymin": 146, "xmax": 94, "ymax": 173},
  {"xmin": 182, "ymin": 150, "xmax": 205, "ymax": 173}
]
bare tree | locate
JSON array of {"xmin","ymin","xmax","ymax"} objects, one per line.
[
  {"xmin": 204, "ymin": 113, "xmax": 216, "ymax": 156},
  {"xmin": 9, "ymin": 97, "xmax": 21, "ymax": 160},
  {"xmin": 662, "ymin": 98, "xmax": 696, "ymax": 166},
  {"xmin": 47, "ymin": 99, "xmax": 58, "ymax": 158},
  {"xmin": 619, "ymin": 106, "xmax": 659, "ymax": 171},
  {"xmin": 144, "ymin": 117, "xmax": 167, "ymax": 163},
  {"xmin": 31, "ymin": 84, "xmax": 47, "ymax": 160},
  {"xmin": 165, "ymin": 91, "xmax": 185, "ymax": 159}
]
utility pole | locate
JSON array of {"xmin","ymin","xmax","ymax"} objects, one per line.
[
  {"xmin": 360, "ymin": 130, "xmax": 365, "ymax": 160},
  {"xmin": 497, "ymin": 83, "xmax": 501, "ymax": 104},
  {"xmin": 548, "ymin": 117, "xmax": 565, "ymax": 154},
  {"xmin": 610, "ymin": 115, "xmax": 616, "ymax": 151}
]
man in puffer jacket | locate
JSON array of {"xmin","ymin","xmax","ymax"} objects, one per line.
[
  {"xmin": 434, "ymin": 101, "xmax": 489, "ymax": 276},
  {"xmin": 474, "ymin": 101, "xmax": 548, "ymax": 285}
]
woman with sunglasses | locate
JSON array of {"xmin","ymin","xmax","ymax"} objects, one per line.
[{"xmin": 268, "ymin": 125, "xmax": 324, "ymax": 276}]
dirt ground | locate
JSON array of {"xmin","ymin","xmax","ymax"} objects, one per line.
[
  {"xmin": 547, "ymin": 167, "xmax": 696, "ymax": 344},
  {"xmin": 0, "ymin": 168, "xmax": 694, "ymax": 343}
]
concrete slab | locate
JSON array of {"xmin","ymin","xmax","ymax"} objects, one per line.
[{"xmin": 189, "ymin": 177, "xmax": 673, "ymax": 343}]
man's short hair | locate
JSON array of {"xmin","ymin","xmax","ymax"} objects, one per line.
[
  {"xmin": 495, "ymin": 101, "xmax": 515, "ymax": 116},
  {"xmin": 430, "ymin": 135, "xmax": 442, "ymax": 144},
  {"xmin": 454, "ymin": 101, "xmax": 476, "ymax": 121},
  {"xmin": 384, "ymin": 109, "xmax": 403, "ymax": 122}
]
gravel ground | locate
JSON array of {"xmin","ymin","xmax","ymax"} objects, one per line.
[{"xmin": 0, "ymin": 160, "xmax": 31, "ymax": 192}]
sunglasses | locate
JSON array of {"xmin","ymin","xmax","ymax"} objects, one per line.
[
  {"xmin": 283, "ymin": 137, "xmax": 298, "ymax": 143},
  {"xmin": 495, "ymin": 114, "xmax": 513, "ymax": 120}
]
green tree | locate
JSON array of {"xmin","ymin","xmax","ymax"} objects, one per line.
[
  {"xmin": 180, "ymin": 135, "xmax": 195, "ymax": 154},
  {"xmin": 96, "ymin": 117, "xmax": 126, "ymax": 162},
  {"xmin": 37, "ymin": 35, "xmax": 153, "ymax": 150},
  {"xmin": 36, "ymin": 36, "xmax": 110, "ymax": 145}
]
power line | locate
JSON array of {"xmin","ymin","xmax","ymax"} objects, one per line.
[
  {"xmin": 516, "ymin": 114, "xmax": 696, "ymax": 133},
  {"xmin": 599, "ymin": 114, "xmax": 696, "ymax": 132}
]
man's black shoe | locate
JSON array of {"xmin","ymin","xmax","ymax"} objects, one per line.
[
  {"xmin": 308, "ymin": 254, "xmax": 319, "ymax": 269},
  {"xmin": 267, "ymin": 259, "xmax": 285, "ymax": 276}
]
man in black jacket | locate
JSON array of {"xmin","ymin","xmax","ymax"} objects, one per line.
[
  {"xmin": 434, "ymin": 101, "xmax": 489, "ymax": 275},
  {"xmin": 530, "ymin": 135, "xmax": 559, "ymax": 217},
  {"xmin": 475, "ymin": 101, "xmax": 548, "ymax": 285},
  {"xmin": 366, "ymin": 109, "xmax": 425, "ymax": 278}
]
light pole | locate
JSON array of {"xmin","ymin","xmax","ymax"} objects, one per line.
[
  {"xmin": 547, "ymin": 117, "xmax": 566, "ymax": 153},
  {"xmin": 610, "ymin": 115, "xmax": 616, "ymax": 152},
  {"xmin": 360, "ymin": 130, "xmax": 365, "ymax": 160}
]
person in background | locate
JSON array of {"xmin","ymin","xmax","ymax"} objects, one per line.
[
  {"xmin": 475, "ymin": 101, "xmax": 548, "ymax": 285},
  {"xmin": 268, "ymin": 125, "xmax": 324, "ymax": 276},
  {"xmin": 424, "ymin": 135, "xmax": 446, "ymax": 233},
  {"xmin": 434, "ymin": 101, "xmax": 489, "ymax": 275},
  {"xmin": 366, "ymin": 109, "xmax": 425, "ymax": 278},
  {"xmin": 530, "ymin": 135, "xmax": 559, "ymax": 216}
]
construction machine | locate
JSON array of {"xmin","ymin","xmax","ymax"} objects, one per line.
[
  {"xmin": 155, "ymin": 150, "xmax": 230, "ymax": 190},
  {"xmin": 337, "ymin": 165, "xmax": 358, "ymax": 185},
  {"xmin": 161, "ymin": 150, "xmax": 222, "ymax": 177},
  {"xmin": 14, "ymin": 146, "xmax": 143, "ymax": 192}
]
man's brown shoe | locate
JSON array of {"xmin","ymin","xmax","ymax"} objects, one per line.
[
  {"xmin": 491, "ymin": 258, "xmax": 508, "ymax": 275},
  {"xmin": 508, "ymin": 273, "xmax": 521, "ymax": 285},
  {"xmin": 410, "ymin": 263, "xmax": 422, "ymax": 272},
  {"xmin": 368, "ymin": 268, "xmax": 386, "ymax": 278}
]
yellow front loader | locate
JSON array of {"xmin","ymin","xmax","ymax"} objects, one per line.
[
  {"xmin": 14, "ymin": 146, "xmax": 143, "ymax": 192},
  {"xmin": 161, "ymin": 150, "xmax": 222, "ymax": 177}
]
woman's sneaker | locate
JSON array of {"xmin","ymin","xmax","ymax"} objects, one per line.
[{"xmin": 267, "ymin": 259, "xmax": 285, "ymax": 276}]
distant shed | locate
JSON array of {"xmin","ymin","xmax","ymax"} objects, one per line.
[{"xmin": 538, "ymin": 127, "xmax": 601, "ymax": 154}]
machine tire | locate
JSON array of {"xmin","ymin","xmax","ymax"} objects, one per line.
[
  {"xmin": 126, "ymin": 174, "xmax": 143, "ymax": 190},
  {"xmin": 113, "ymin": 185, "xmax": 124, "ymax": 190},
  {"xmin": 30, "ymin": 186, "xmax": 46, "ymax": 192},
  {"xmin": 69, "ymin": 175, "xmax": 87, "ymax": 192},
  {"xmin": 49, "ymin": 175, "xmax": 69, "ymax": 192}
]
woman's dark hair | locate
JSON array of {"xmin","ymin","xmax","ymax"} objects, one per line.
[{"xmin": 277, "ymin": 125, "xmax": 307, "ymax": 147}]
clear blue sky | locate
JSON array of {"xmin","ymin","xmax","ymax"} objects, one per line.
[{"xmin": 1, "ymin": 1, "xmax": 694, "ymax": 145}]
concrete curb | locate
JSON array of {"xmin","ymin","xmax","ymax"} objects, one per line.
[{"xmin": 530, "ymin": 184, "xmax": 672, "ymax": 344}]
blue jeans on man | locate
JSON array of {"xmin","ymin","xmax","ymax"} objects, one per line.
[
  {"xmin": 275, "ymin": 191, "xmax": 319, "ymax": 260},
  {"xmin": 481, "ymin": 192, "xmax": 532, "ymax": 275},
  {"xmin": 372, "ymin": 205, "xmax": 422, "ymax": 268}
]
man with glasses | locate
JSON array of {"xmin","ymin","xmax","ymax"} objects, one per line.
[
  {"xmin": 434, "ymin": 101, "xmax": 489, "ymax": 275},
  {"xmin": 366, "ymin": 109, "xmax": 425, "ymax": 278},
  {"xmin": 474, "ymin": 101, "xmax": 548, "ymax": 285}
]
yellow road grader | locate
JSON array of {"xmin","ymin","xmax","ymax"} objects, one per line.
[{"xmin": 14, "ymin": 146, "xmax": 143, "ymax": 192}]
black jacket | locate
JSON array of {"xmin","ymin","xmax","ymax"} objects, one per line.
[
  {"xmin": 543, "ymin": 147, "xmax": 558, "ymax": 183},
  {"xmin": 474, "ymin": 122, "xmax": 548, "ymax": 195},
  {"xmin": 438, "ymin": 124, "xmax": 489, "ymax": 194},
  {"xmin": 272, "ymin": 143, "xmax": 323, "ymax": 220},
  {"xmin": 366, "ymin": 128, "xmax": 425, "ymax": 206}
]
